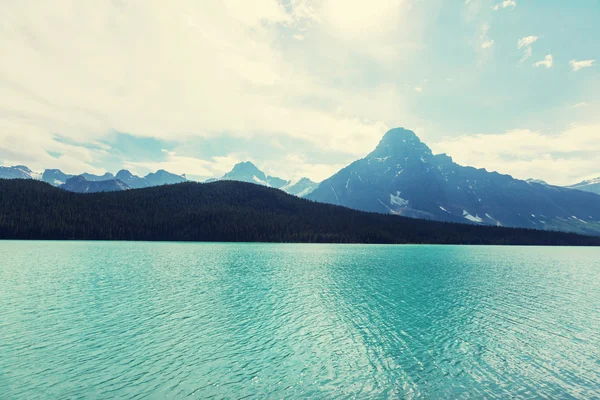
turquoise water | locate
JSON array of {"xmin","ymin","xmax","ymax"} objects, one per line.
[{"xmin": 0, "ymin": 242, "xmax": 599, "ymax": 399}]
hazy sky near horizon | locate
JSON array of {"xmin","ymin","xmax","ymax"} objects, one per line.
[{"xmin": 1, "ymin": 0, "xmax": 598, "ymax": 184}]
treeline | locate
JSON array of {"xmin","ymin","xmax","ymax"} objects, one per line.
[{"xmin": 0, "ymin": 179, "xmax": 599, "ymax": 246}]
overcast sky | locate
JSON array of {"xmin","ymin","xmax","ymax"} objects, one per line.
[{"xmin": 1, "ymin": 0, "xmax": 598, "ymax": 184}]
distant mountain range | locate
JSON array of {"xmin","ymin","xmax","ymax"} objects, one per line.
[
  {"xmin": 0, "ymin": 167, "xmax": 187, "ymax": 193},
  {"xmin": 0, "ymin": 165, "xmax": 41, "ymax": 180},
  {"xmin": 566, "ymin": 177, "xmax": 600, "ymax": 195},
  {"xmin": 1, "ymin": 179, "xmax": 598, "ymax": 245},
  {"xmin": 211, "ymin": 161, "xmax": 319, "ymax": 197},
  {"xmin": 0, "ymin": 163, "xmax": 319, "ymax": 196},
  {"xmin": 307, "ymin": 128, "xmax": 600, "ymax": 236},
  {"xmin": 1, "ymin": 127, "xmax": 599, "ymax": 235},
  {"xmin": 61, "ymin": 176, "xmax": 130, "ymax": 193}
]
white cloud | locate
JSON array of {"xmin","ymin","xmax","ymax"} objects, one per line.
[
  {"xmin": 1, "ymin": 0, "xmax": 421, "ymax": 180},
  {"xmin": 518, "ymin": 36, "xmax": 538, "ymax": 49},
  {"xmin": 414, "ymin": 87, "xmax": 423, "ymax": 93},
  {"xmin": 262, "ymin": 153, "xmax": 345, "ymax": 181},
  {"xmin": 0, "ymin": 121, "xmax": 108, "ymax": 175},
  {"xmin": 481, "ymin": 40, "xmax": 494, "ymax": 49},
  {"xmin": 533, "ymin": 54, "xmax": 553, "ymax": 68},
  {"xmin": 292, "ymin": 34, "xmax": 305, "ymax": 41},
  {"xmin": 319, "ymin": 0, "xmax": 408, "ymax": 40},
  {"xmin": 518, "ymin": 36, "xmax": 538, "ymax": 62},
  {"xmin": 126, "ymin": 152, "xmax": 243, "ymax": 180},
  {"xmin": 430, "ymin": 124, "xmax": 600, "ymax": 185},
  {"xmin": 570, "ymin": 59, "xmax": 596, "ymax": 71},
  {"xmin": 568, "ymin": 102, "xmax": 588, "ymax": 109},
  {"xmin": 493, "ymin": 0, "xmax": 516, "ymax": 11}
]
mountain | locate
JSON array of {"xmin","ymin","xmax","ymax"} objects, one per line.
[
  {"xmin": 80, "ymin": 172, "xmax": 115, "ymax": 181},
  {"xmin": 144, "ymin": 169, "xmax": 187, "ymax": 186},
  {"xmin": 221, "ymin": 162, "xmax": 288, "ymax": 189},
  {"xmin": 42, "ymin": 169, "xmax": 74, "ymax": 186},
  {"xmin": 566, "ymin": 177, "xmax": 600, "ymax": 195},
  {"xmin": 526, "ymin": 178, "xmax": 549, "ymax": 185},
  {"xmin": 1, "ymin": 179, "xmax": 598, "ymax": 245},
  {"xmin": 219, "ymin": 161, "xmax": 317, "ymax": 196},
  {"xmin": 0, "ymin": 165, "xmax": 40, "ymax": 180},
  {"xmin": 281, "ymin": 178, "xmax": 319, "ymax": 197},
  {"xmin": 307, "ymin": 128, "xmax": 600, "ymax": 236},
  {"xmin": 61, "ymin": 176, "xmax": 130, "ymax": 193},
  {"xmin": 116, "ymin": 170, "xmax": 149, "ymax": 189}
]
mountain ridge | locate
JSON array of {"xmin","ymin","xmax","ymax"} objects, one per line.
[
  {"xmin": 308, "ymin": 128, "xmax": 600, "ymax": 236},
  {"xmin": 216, "ymin": 161, "xmax": 318, "ymax": 197}
]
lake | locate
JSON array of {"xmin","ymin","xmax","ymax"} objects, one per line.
[{"xmin": 0, "ymin": 242, "xmax": 599, "ymax": 398}]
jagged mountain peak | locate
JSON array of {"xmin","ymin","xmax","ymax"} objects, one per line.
[
  {"xmin": 308, "ymin": 127, "xmax": 600, "ymax": 236},
  {"xmin": 81, "ymin": 172, "xmax": 115, "ymax": 181},
  {"xmin": 222, "ymin": 161, "xmax": 269, "ymax": 185},
  {"xmin": 381, "ymin": 127, "xmax": 419, "ymax": 142},
  {"xmin": 116, "ymin": 169, "xmax": 134, "ymax": 178},
  {"xmin": 229, "ymin": 161, "xmax": 263, "ymax": 175},
  {"xmin": 13, "ymin": 165, "xmax": 33, "ymax": 172},
  {"xmin": 566, "ymin": 176, "xmax": 600, "ymax": 195},
  {"xmin": 369, "ymin": 128, "xmax": 432, "ymax": 159}
]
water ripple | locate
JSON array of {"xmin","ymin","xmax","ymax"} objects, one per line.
[{"xmin": 0, "ymin": 242, "xmax": 599, "ymax": 398}]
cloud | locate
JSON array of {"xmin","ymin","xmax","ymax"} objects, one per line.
[
  {"xmin": 430, "ymin": 124, "xmax": 600, "ymax": 185},
  {"xmin": 481, "ymin": 40, "xmax": 494, "ymax": 49},
  {"xmin": 1, "ymin": 0, "xmax": 423, "ymax": 179},
  {"xmin": 493, "ymin": 0, "xmax": 516, "ymax": 11},
  {"xmin": 126, "ymin": 152, "xmax": 244, "ymax": 180},
  {"xmin": 518, "ymin": 36, "xmax": 538, "ymax": 49},
  {"xmin": 567, "ymin": 102, "xmax": 588, "ymax": 109},
  {"xmin": 0, "ymin": 121, "xmax": 108, "ymax": 175},
  {"xmin": 518, "ymin": 36, "xmax": 538, "ymax": 62},
  {"xmin": 570, "ymin": 59, "xmax": 596, "ymax": 71},
  {"xmin": 533, "ymin": 54, "xmax": 553, "ymax": 68},
  {"xmin": 414, "ymin": 87, "xmax": 423, "ymax": 93},
  {"xmin": 262, "ymin": 153, "xmax": 346, "ymax": 181}
]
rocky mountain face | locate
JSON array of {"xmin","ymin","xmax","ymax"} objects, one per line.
[
  {"xmin": 221, "ymin": 162, "xmax": 288, "ymax": 188},
  {"xmin": 0, "ymin": 165, "xmax": 40, "ymax": 180},
  {"xmin": 61, "ymin": 176, "xmax": 130, "ymax": 193},
  {"xmin": 281, "ymin": 178, "xmax": 319, "ymax": 197},
  {"xmin": 80, "ymin": 172, "xmax": 115, "ymax": 181},
  {"xmin": 144, "ymin": 170, "xmax": 187, "ymax": 186},
  {"xmin": 566, "ymin": 177, "xmax": 600, "ymax": 195},
  {"xmin": 307, "ymin": 128, "xmax": 600, "ymax": 236},
  {"xmin": 42, "ymin": 169, "xmax": 74, "ymax": 186},
  {"xmin": 115, "ymin": 170, "xmax": 149, "ymax": 189},
  {"xmin": 2, "ymin": 165, "xmax": 186, "ymax": 191},
  {"xmin": 217, "ymin": 162, "xmax": 318, "ymax": 197}
]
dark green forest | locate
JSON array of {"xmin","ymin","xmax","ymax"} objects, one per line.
[{"xmin": 0, "ymin": 179, "xmax": 598, "ymax": 246}]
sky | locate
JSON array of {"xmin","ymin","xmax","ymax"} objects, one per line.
[{"xmin": 0, "ymin": 0, "xmax": 598, "ymax": 185}]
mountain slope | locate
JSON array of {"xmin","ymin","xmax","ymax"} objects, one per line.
[
  {"xmin": 281, "ymin": 178, "xmax": 319, "ymax": 197},
  {"xmin": 116, "ymin": 170, "xmax": 149, "ymax": 189},
  {"xmin": 42, "ymin": 169, "xmax": 74, "ymax": 186},
  {"xmin": 307, "ymin": 128, "xmax": 600, "ymax": 236},
  {"xmin": 0, "ymin": 165, "xmax": 40, "ymax": 180},
  {"xmin": 61, "ymin": 176, "xmax": 130, "ymax": 193},
  {"xmin": 219, "ymin": 161, "xmax": 317, "ymax": 196},
  {"xmin": 80, "ymin": 172, "xmax": 115, "ymax": 181},
  {"xmin": 0, "ymin": 179, "xmax": 598, "ymax": 245},
  {"xmin": 144, "ymin": 170, "xmax": 187, "ymax": 186},
  {"xmin": 221, "ymin": 162, "xmax": 288, "ymax": 188},
  {"xmin": 566, "ymin": 177, "xmax": 600, "ymax": 195}
]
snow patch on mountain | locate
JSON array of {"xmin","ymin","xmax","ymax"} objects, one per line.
[
  {"xmin": 390, "ymin": 192, "xmax": 408, "ymax": 207},
  {"xmin": 463, "ymin": 210, "xmax": 483, "ymax": 223}
]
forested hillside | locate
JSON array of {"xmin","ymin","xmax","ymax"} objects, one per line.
[{"xmin": 0, "ymin": 180, "xmax": 598, "ymax": 245}]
